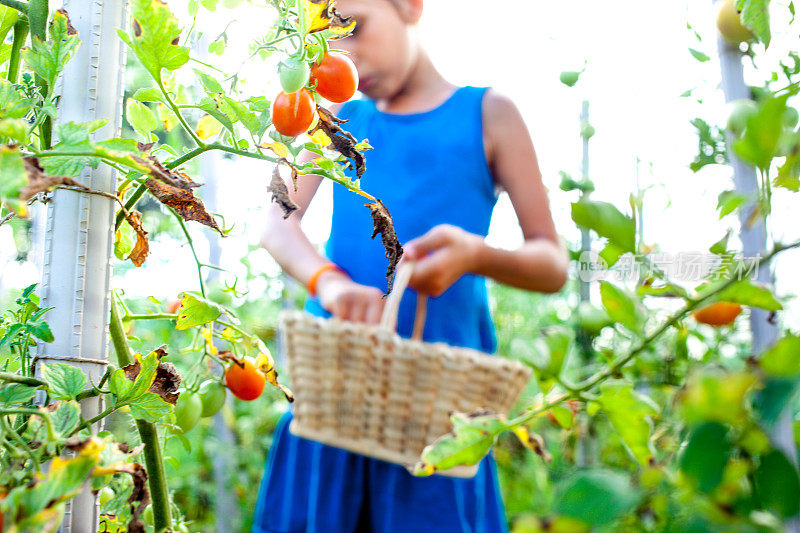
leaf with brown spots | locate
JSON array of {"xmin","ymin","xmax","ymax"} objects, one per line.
[
  {"xmin": 136, "ymin": 154, "xmax": 201, "ymax": 189},
  {"xmin": 19, "ymin": 157, "xmax": 88, "ymax": 200},
  {"xmin": 144, "ymin": 177, "xmax": 223, "ymax": 235},
  {"xmin": 366, "ymin": 199, "xmax": 403, "ymax": 295},
  {"xmin": 312, "ymin": 106, "xmax": 366, "ymax": 178},
  {"xmin": 121, "ymin": 347, "xmax": 181, "ymax": 405},
  {"xmin": 268, "ymin": 165, "xmax": 299, "ymax": 219},
  {"xmin": 303, "ymin": 0, "xmax": 356, "ymax": 38}
]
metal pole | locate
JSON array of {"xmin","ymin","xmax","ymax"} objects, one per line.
[
  {"xmin": 33, "ymin": 1, "xmax": 129, "ymax": 531},
  {"xmin": 714, "ymin": 5, "xmax": 798, "ymax": 529}
]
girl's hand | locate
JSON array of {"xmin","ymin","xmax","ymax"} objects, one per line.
[
  {"xmin": 315, "ymin": 271, "xmax": 386, "ymax": 324},
  {"xmin": 402, "ymin": 224, "xmax": 484, "ymax": 297}
]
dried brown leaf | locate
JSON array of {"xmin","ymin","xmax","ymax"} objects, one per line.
[
  {"xmin": 144, "ymin": 177, "xmax": 223, "ymax": 235},
  {"xmin": 19, "ymin": 157, "xmax": 88, "ymax": 200},
  {"xmin": 124, "ymin": 210, "xmax": 149, "ymax": 267},
  {"xmin": 313, "ymin": 106, "xmax": 366, "ymax": 178},
  {"xmin": 136, "ymin": 155, "xmax": 201, "ymax": 190},
  {"xmin": 365, "ymin": 199, "xmax": 403, "ymax": 295},
  {"xmin": 54, "ymin": 9, "xmax": 77, "ymax": 35},
  {"xmin": 121, "ymin": 349, "xmax": 181, "ymax": 405},
  {"xmin": 268, "ymin": 165, "xmax": 299, "ymax": 219}
]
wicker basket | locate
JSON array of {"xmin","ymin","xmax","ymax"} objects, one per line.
[{"xmin": 281, "ymin": 263, "xmax": 532, "ymax": 478}]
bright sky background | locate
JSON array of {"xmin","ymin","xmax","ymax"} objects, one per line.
[{"xmin": 1, "ymin": 0, "xmax": 799, "ymax": 328}]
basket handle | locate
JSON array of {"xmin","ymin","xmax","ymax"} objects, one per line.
[{"xmin": 379, "ymin": 261, "xmax": 428, "ymax": 340}]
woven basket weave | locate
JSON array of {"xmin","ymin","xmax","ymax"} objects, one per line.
[{"xmin": 281, "ymin": 263, "xmax": 531, "ymax": 478}]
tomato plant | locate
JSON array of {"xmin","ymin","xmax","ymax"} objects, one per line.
[
  {"xmin": 174, "ymin": 391, "xmax": 202, "ymax": 433},
  {"xmin": 310, "ymin": 51, "xmax": 359, "ymax": 103}
]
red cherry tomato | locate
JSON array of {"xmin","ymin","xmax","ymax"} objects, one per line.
[
  {"xmin": 310, "ymin": 52, "xmax": 359, "ymax": 103},
  {"xmin": 271, "ymin": 89, "xmax": 315, "ymax": 137},
  {"xmin": 225, "ymin": 357, "xmax": 266, "ymax": 401}
]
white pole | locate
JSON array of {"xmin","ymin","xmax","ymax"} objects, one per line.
[
  {"xmin": 714, "ymin": 6, "xmax": 798, "ymax": 529},
  {"xmin": 33, "ymin": 1, "xmax": 129, "ymax": 531}
]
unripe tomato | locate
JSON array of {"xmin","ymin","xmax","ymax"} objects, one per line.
[
  {"xmin": 784, "ymin": 107, "xmax": 799, "ymax": 129},
  {"xmin": 174, "ymin": 391, "xmax": 202, "ymax": 433},
  {"xmin": 271, "ymin": 89, "xmax": 315, "ymax": 137},
  {"xmin": 98, "ymin": 486, "xmax": 114, "ymax": 508},
  {"xmin": 559, "ymin": 70, "xmax": 580, "ymax": 87},
  {"xmin": 716, "ymin": 0, "xmax": 754, "ymax": 45},
  {"xmin": 279, "ymin": 57, "xmax": 311, "ymax": 94},
  {"xmin": 225, "ymin": 357, "xmax": 266, "ymax": 401},
  {"xmin": 310, "ymin": 52, "xmax": 359, "ymax": 103},
  {"xmin": 199, "ymin": 380, "xmax": 227, "ymax": 417},
  {"xmin": 692, "ymin": 301, "xmax": 742, "ymax": 327}
]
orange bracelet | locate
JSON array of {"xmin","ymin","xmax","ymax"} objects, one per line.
[{"xmin": 307, "ymin": 263, "xmax": 345, "ymax": 297}]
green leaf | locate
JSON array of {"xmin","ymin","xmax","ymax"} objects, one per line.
[
  {"xmin": 127, "ymin": 351, "xmax": 160, "ymax": 401},
  {"xmin": 115, "ymin": 219, "xmax": 137, "ymax": 260},
  {"xmin": 734, "ymin": 94, "xmax": 788, "ymax": 170},
  {"xmin": 550, "ymin": 403, "xmax": 574, "ymax": 430},
  {"xmin": 194, "ymin": 69, "xmax": 224, "ymax": 94},
  {"xmin": 759, "ymin": 335, "xmax": 800, "ymax": 376},
  {"xmin": 716, "ymin": 279, "xmax": 782, "ymax": 311},
  {"xmin": 709, "ymin": 231, "xmax": 731, "ymax": 255},
  {"xmin": 716, "ymin": 190, "xmax": 748, "ymax": 218},
  {"xmin": 50, "ymin": 400, "xmax": 81, "ymax": 437},
  {"xmin": 680, "ymin": 371, "xmax": 757, "ymax": 425},
  {"xmin": 736, "ymin": 0, "xmax": 771, "ymax": 47},
  {"xmin": 753, "ymin": 377, "xmax": 800, "ymax": 430},
  {"xmin": 754, "ymin": 450, "xmax": 800, "ymax": 517},
  {"xmin": 224, "ymin": 96, "xmax": 260, "ymax": 134},
  {"xmin": 679, "ymin": 422, "xmax": 730, "ymax": 493},
  {"xmin": 126, "ymin": 99, "xmax": 158, "ymax": 141},
  {"xmin": 40, "ymin": 363, "xmax": 87, "ymax": 401},
  {"xmin": 0, "ymin": 78, "xmax": 33, "ymax": 119},
  {"xmin": 596, "ymin": 383, "xmax": 658, "ymax": 465},
  {"xmin": 132, "ymin": 87, "xmax": 166, "ymax": 103},
  {"xmin": 20, "ymin": 10, "xmax": 81, "ymax": 90},
  {"xmin": 127, "ymin": 391, "xmax": 173, "ymax": 422},
  {"xmin": 530, "ymin": 326, "xmax": 573, "ymax": 394},
  {"xmin": 0, "ymin": 6, "xmax": 18, "ymax": 43},
  {"xmin": 571, "ymin": 200, "xmax": 635, "ymax": 253},
  {"xmin": 109, "ymin": 368, "xmax": 134, "ymax": 400},
  {"xmin": 0, "ymin": 144, "xmax": 28, "ymax": 214},
  {"xmin": 0, "ymin": 383, "xmax": 37, "ymax": 404},
  {"xmin": 554, "ymin": 469, "xmax": 640, "ymax": 527},
  {"xmin": 689, "ymin": 48, "xmax": 710, "ymax": 62},
  {"xmin": 414, "ymin": 411, "xmax": 509, "ymax": 475},
  {"xmin": 175, "ymin": 292, "xmax": 225, "ymax": 330},
  {"xmin": 0, "ymin": 118, "xmax": 31, "ymax": 144},
  {"xmin": 28, "ymin": 321, "xmax": 54, "ymax": 342},
  {"xmin": 119, "ymin": 0, "xmax": 190, "ymax": 82},
  {"xmin": 600, "ymin": 282, "xmax": 642, "ymax": 332}
]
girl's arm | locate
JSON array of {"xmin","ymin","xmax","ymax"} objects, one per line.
[{"xmin": 404, "ymin": 90, "xmax": 569, "ymax": 295}]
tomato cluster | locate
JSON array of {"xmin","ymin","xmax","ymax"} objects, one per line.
[
  {"xmin": 272, "ymin": 50, "xmax": 358, "ymax": 137},
  {"xmin": 172, "ymin": 379, "xmax": 228, "ymax": 434}
]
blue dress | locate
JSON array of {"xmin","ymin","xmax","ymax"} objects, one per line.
[{"xmin": 253, "ymin": 86, "xmax": 506, "ymax": 533}]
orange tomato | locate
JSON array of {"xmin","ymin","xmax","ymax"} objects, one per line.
[
  {"xmin": 310, "ymin": 52, "xmax": 358, "ymax": 103},
  {"xmin": 692, "ymin": 302, "xmax": 742, "ymax": 327},
  {"xmin": 224, "ymin": 357, "xmax": 266, "ymax": 401},
  {"xmin": 271, "ymin": 89, "xmax": 315, "ymax": 137}
]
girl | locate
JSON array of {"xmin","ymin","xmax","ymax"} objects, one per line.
[{"xmin": 255, "ymin": 0, "xmax": 567, "ymax": 531}]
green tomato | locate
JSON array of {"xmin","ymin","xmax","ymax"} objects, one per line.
[
  {"xmin": 143, "ymin": 504, "xmax": 154, "ymax": 525},
  {"xmin": 279, "ymin": 58, "xmax": 311, "ymax": 94},
  {"xmin": 577, "ymin": 302, "xmax": 612, "ymax": 336},
  {"xmin": 726, "ymin": 99, "xmax": 758, "ymax": 136},
  {"xmin": 199, "ymin": 380, "xmax": 227, "ymax": 418},
  {"xmin": 560, "ymin": 70, "xmax": 580, "ymax": 87},
  {"xmin": 98, "ymin": 486, "xmax": 115, "ymax": 508},
  {"xmin": 580, "ymin": 123, "xmax": 595, "ymax": 140},
  {"xmin": 174, "ymin": 391, "xmax": 202, "ymax": 433}
]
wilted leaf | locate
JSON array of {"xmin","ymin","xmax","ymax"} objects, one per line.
[
  {"xmin": 302, "ymin": 0, "xmax": 356, "ymax": 38},
  {"xmin": 267, "ymin": 165, "xmax": 299, "ymax": 219},
  {"xmin": 123, "ymin": 210, "xmax": 149, "ymax": 267},
  {"xmin": 513, "ymin": 426, "xmax": 551, "ymax": 462},
  {"xmin": 312, "ymin": 106, "xmax": 366, "ymax": 178},
  {"xmin": 144, "ymin": 177, "xmax": 222, "ymax": 235},
  {"xmin": 120, "ymin": 347, "xmax": 180, "ymax": 405},
  {"xmin": 366, "ymin": 199, "xmax": 403, "ymax": 295},
  {"xmin": 19, "ymin": 157, "xmax": 89, "ymax": 200}
]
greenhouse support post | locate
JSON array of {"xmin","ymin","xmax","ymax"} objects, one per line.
[
  {"xmin": 32, "ymin": 1, "xmax": 130, "ymax": 532},
  {"xmin": 715, "ymin": 13, "xmax": 799, "ymax": 530}
]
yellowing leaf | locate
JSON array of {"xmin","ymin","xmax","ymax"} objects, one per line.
[
  {"xmin": 262, "ymin": 141, "xmax": 289, "ymax": 158},
  {"xmin": 158, "ymin": 103, "xmax": 179, "ymax": 132},
  {"xmin": 201, "ymin": 326, "xmax": 218, "ymax": 355},
  {"xmin": 310, "ymin": 128, "xmax": 331, "ymax": 147},
  {"xmin": 196, "ymin": 113, "xmax": 222, "ymax": 140},
  {"xmin": 302, "ymin": 0, "xmax": 356, "ymax": 37}
]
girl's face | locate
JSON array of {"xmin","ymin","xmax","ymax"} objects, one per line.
[{"xmin": 333, "ymin": 0, "xmax": 419, "ymax": 100}]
